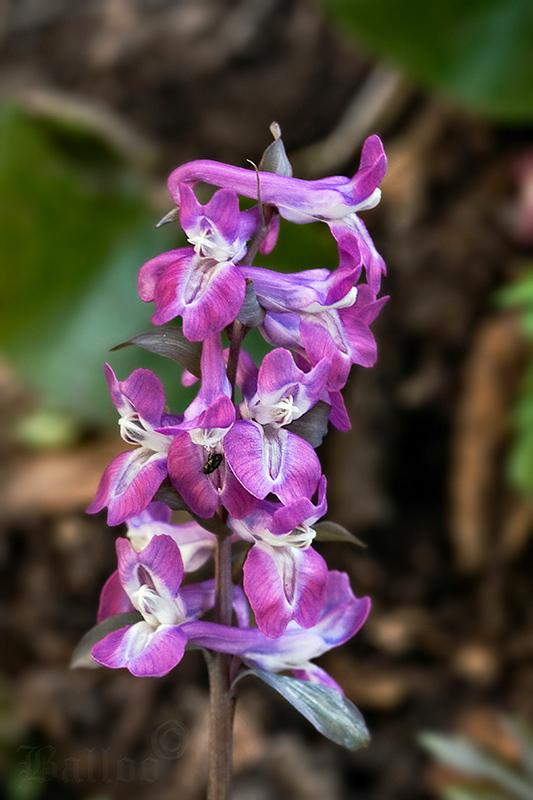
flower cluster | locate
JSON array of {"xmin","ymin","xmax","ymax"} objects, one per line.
[{"xmin": 82, "ymin": 126, "xmax": 386, "ymax": 742}]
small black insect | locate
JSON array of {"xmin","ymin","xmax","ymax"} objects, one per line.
[{"xmin": 203, "ymin": 453, "xmax": 223, "ymax": 475}]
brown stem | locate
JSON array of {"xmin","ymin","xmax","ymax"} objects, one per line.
[
  {"xmin": 226, "ymin": 320, "xmax": 247, "ymax": 404},
  {"xmin": 207, "ymin": 532, "xmax": 236, "ymax": 800},
  {"xmin": 206, "ymin": 321, "xmax": 245, "ymax": 800}
]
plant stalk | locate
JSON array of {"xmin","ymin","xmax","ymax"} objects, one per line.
[{"xmin": 206, "ymin": 323, "xmax": 244, "ymax": 799}]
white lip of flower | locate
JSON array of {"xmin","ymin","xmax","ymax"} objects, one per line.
[
  {"xmin": 187, "ymin": 223, "xmax": 247, "ymax": 263},
  {"xmin": 189, "ymin": 427, "xmax": 226, "ymax": 449},
  {"xmin": 255, "ymin": 524, "xmax": 316, "ymax": 550},
  {"xmin": 119, "ymin": 412, "xmax": 171, "ymax": 454},
  {"xmin": 315, "ymin": 187, "xmax": 382, "ymax": 220},
  {"xmin": 242, "ymin": 394, "xmax": 301, "ymax": 427},
  {"xmin": 302, "ymin": 286, "xmax": 357, "ymax": 314},
  {"xmin": 130, "ymin": 584, "xmax": 186, "ymax": 628}
]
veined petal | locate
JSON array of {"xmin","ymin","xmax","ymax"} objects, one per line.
[
  {"xmin": 180, "ymin": 260, "xmax": 247, "ymax": 341},
  {"xmin": 180, "ymin": 579, "xmax": 216, "ymax": 620},
  {"xmin": 243, "ymin": 544, "xmax": 328, "ymax": 638},
  {"xmin": 97, "ymin": 571, "xmax": 133, "ymax": 622},
  {"xmin": 224, "ymin": 421, "xmax": 272, "ymax": 499},
  {"xmin": 270, "ymin": 475, "xmax": 327, "ymax": 534},
  {"xmin": 92, "ymin": 622, "xmax": 187, "ymax": 677},
  {"xmin": 331, "ymin": 217, "xmax": 386, "ymax": 294},
  {"xmin": 168, "ymin": 431, "xmax": 224, "ymax": 518},
  {"xmin": 104, "ymin": 364, "xmax": 167, "ymax": 427},
  {"xmin": 117, "ymin": 535, "xmax": 184, "ymax": 601},
  {"xmin": 312, "ymin": 571, "xmax": 371, "ymax": 647},
  {"xmin": 268, "ymin": 428, "xmax": 322, "ymax": 505},
  {"xmin": 87, "ymin": 449, "xmax": 168, "ymax": 526},
  {"xmin": 138, "ymin": 248, "xmax": 192, "ymax": 303}
]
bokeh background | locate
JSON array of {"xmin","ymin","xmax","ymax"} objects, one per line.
[{"xmin": 1, "ymin": 1, "xmax": 533, "ymax": 798}]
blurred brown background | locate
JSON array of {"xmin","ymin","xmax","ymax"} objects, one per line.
[{"xmin": 1, "ymin": 1, "xmax": 533, "ymax": 798}]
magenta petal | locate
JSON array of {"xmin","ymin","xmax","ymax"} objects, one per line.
[
  {"xmin": 167, "ymin": 432, "xmax": 221, "ymax": 517},
  {"xmin": 97, "ymin": 571, "xmax": 133, "ymax": 622},
  {"xmin": 92, "ymin": 622, "xmax": 187, "ymax": 677},
  {"xmin": 268, "ymin": 429, "xmax": 322, "ymax": 505},
  {"xmin": 224, "ymin": 421, "xmax": 272, "ymax": 499},
  {"xmin": 181, "ymin": 261, "xmax": 246, "ymax": 341},
  {"xmin": 314, "ymin": 572, "xmax": 371, "ymax": 646},
  {"xmin": 137, "ymin": 249, "xmax": 191, "ymax": 302},
  {"xmin": 243, "ymin": 545, "xmax": 328, "ymax": 638},
  {"xmin": 117, "ymin": 534, "xmax": 184, "ymax": 600},
  {"xmin": 87, "ymin": 450, "xmax": 168, "ymax": 526},
  {"xmin": 220, "ymin": 465, "xmax": 259, "ymax": 519},
  {"xmin": 270, "ymin": 476, "xmax": 327, "ymax": 534},
  {"xmin": 151, "ymin": 256, "xmax": 192, "ymax": 325},
  {"xmin": 116, "ymin": 368, "xmax": 167, "ymax": 427},
  {"xmin": 243, "ymin": 546, "xmax": 292, "ymax": 637},
  {"xmin": 351, "ymin": 134, "xmax": 387, "ymax": 205}
]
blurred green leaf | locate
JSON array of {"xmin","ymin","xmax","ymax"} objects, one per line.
[
  {"xmin": 323, "ymin": 0, "xmax": 533, "ymax": 121},
  {"xmin": 502, "ymin": 716, "xmax": 533, "ymax": 781},
  {"xmin": 0, "ymin": 101, "xmax": 196, "ymax": 425},
  {"xmin": 443, "ymin": 788, "xmax": 512, "ymax": 800},
  {"xmin": 419, "ymin": 732, "xmax": 533, "ymax": 799}
]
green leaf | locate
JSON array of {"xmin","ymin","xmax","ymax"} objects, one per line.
[
  {"xmin": 313, "ymin": 520, "xmax": 367, "ymax": 547},
  {"xmin": 501, "ymin": 716, "xmax": 533, "ymax": 781},
  {"xmin": 113, "ymin": 326, "xmax": 203, "ymax": 377},
  {"xmin": 70, "ymin": 612, "xmax": 142, "ymax": 669},
  {"xmin": 244, "ymin": 669, "xmax": 370, "ymax": 751},
  {"xmin": 419, "ymin": 732, "xmax": 533, "ymax": 799},
  {"xmin": 443, "ymin": 788, "xmax": 511, "ymax": 800},
  {"xmin": 285, "ymin": 401, "xmax": 331, "ymax": 448},
  {"xmin": 322, "ymin": 0, "xmax": 533, "ymax": 122}
]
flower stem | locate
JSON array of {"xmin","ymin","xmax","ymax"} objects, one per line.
[
  {"xmin": 206, "ymin": 323, "xmax": 243, "ymax": 800},
  {"xmin": 207, "ymin": 531, "xmax": 235, "ymax": 800}
]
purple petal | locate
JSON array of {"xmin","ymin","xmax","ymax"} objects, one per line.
[
  {"xmin": 87, "ymin": 449, "xmax": 168, "ymax": 526},
  {"xmin": 116, "ymin": 534, "xmax": 184, "ymax": 600},
  {"xmin": 331, "ymin": 218, "xmax": 386, "ymax": 294},
  {"xmin": 167, "ymin": 137, "xmax": 386, "ymax": 224},
  {"xmin": 268, "ymin": 429, "xmax": 322, "ymax": 505},
  {"xmin": 180, "ymin": 578, "xmax": 216, "ymax": 619},
  {"xmin": 349, "ymin": 134, "xmax": 387, "ymax": 206},
  {"xmin": 270, "ymin": 475, "xmax": 327, "ymax": 534},
  {"xmin": 92, "ymin": 622, "xmax": 187, "ymax": 677},
  {"xmin": 137, "ymin": 248, "xmax": 192, "ymax": 302},
  {"xmin": 313, "ymin": 571, "xmax": 371, "ymax": 647},
  {"xmin": 243, "ymin": 544, "xmax": 328, "ymax": 638},
  {"xmin": 224, "ymin": 421, "xmax": 272, "ymax": 499},
  {"xmin": 167, "ymin": 432, "xmax": 223, "ymax": 517},
  {"xmin": 97, "ymin": 571, "xmax": 134, "ymax": 622}
]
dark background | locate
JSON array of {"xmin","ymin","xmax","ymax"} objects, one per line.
[{"xmin": 1, "ymin": 1, "xmax": 533, "ymax": 798}]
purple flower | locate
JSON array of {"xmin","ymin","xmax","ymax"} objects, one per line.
[
  {"xmin": 87, "ymin": 365, "xmax": 181, "ymax": 526},
  {"xmin": 138, "ymin": 185, "xmax": 260, "ymax": 340},
  {"xmin": 167, "ymin": 334, "xmax": 258, "ymax": 519},
  {"xmin": 228, "ymin": 478, "xmax": 329, "ymax": 638},
  {"xmin": 184, "ymin": 570, "xmax": 371, "ymax": 692},
  {"xmin": 93, "ymin": 534, "xmax": 215, "ymax": 677},
  {"xmin": 125, "ymin": 502, "xmax": 216, "ymax": 572},
  {"xmin": 223, "ymin": 349, "xmax": 330, "ymax": 505},
  {"xmin": 243, "ymin": 236, "xmax": 386, "ymax": 380},
  {"xmin": 167, "ymin": 135, "xmax": 387, "ymax": 291}
]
